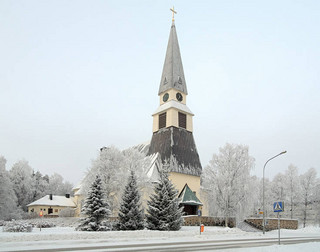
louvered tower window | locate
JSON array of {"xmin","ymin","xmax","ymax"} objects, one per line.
[
  {"xmin": 178, "ymin": 112, "xmax": 187, "ymax": 129},
  {"xmin": 159, "ymin": 112, "xmax": 167, "ymax": 129}
]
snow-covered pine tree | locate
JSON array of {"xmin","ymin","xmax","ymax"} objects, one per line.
[
  {"xmin": 117, "ymin": 171, "xmax": 144, "ymax": 230},
  {"xmin": 77, "ymin": 175, "xmax": 111, "ymax": 231},
  {"xmin": 146, "ymin": 170, "xmax": 183, "ymax": 231}
]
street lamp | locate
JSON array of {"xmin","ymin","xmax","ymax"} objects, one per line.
[{"xmin": 262, "ymin": 151, "xmax": 287, "ymax": 234}]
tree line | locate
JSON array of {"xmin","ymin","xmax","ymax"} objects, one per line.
[
  {"xmin": 1, "ymin": 143, "xmax": 319, "ymax": 228},
  {"xmin": 0, "ymin": 156, "xmax": 73, "ymax": 220},
  {"xmin": 77, "ymin": 170, "xmax": 183, "ymax": 231},
  {"xmin": 203, "ymin": 143, "xmax": 320, "ymax": 227}
]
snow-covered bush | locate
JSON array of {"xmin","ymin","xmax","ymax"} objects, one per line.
[
  {"xmin": 36, "ymin": 221, "xmax": 56, "ymax": 228},
  {"xmin": 3, "ymin": 221, "xmax": 33, "ymax": 232}
]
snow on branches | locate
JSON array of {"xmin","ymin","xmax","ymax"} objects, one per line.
[
  {"xmin": 146, "ymin": 170, "xmax": 183, "ymax": 231},
  {"xmin": 117, "ymin": 171, "xmax": 144, "ymax": 230},
  {"xmin": 77, "ymin": 175, "xmax": 111, "ymax": 231}
]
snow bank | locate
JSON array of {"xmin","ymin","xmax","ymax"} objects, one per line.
[
  {"xmin": 1, "ymin": 224, "xmax": 320, "ymax": 252},
  {"xmin": 223, "ymin": 242, "xmax": 320, "ymax": 252}
]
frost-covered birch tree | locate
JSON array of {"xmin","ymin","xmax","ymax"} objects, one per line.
[
  {"xmin": 284, "ymin": 164, "xmax": 300, "ymax": 219},
  {"xmin": 82, "ymin": 146, "xmax": 151, "ymax": 214},
  {"xmin": 47, "ymin": 173, "xmax": 73, "ymax": 195},
  {"xmin": 31, "ymin": 171, "xmax": 49, "ymax": 202},
  {"xmin": 82, "ymin": 146, "xmax": 125, "ymax": 213},
  {"xmin": 271, "ymin": 173, "xmax": 286, "ymax": 202},
  {"xmin": 314, "ymin": 178, "xmax": 320, "ymax": 226},
  {"xmin": 9, "ymin": 160, "xmax": 34, "ymax": 211},
  {"xmin": 299, "ymin": 168, "xmax": 317, "ymax": 227},
  {"xmin": 0, "ymin": 156, "xmax": 21, "ymax": 220},
  {"xmin": 202, "ymin": 143, "xmax": 255, "ymax": 225}
]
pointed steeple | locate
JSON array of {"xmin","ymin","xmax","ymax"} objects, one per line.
[{"xmin": 158, "ymin": 23, "xmax": 188, "ymax": 95}]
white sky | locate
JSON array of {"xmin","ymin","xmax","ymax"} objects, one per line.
[{"xmin": 0, "ymin": 0, "xmax": 319, "ymax": 185}]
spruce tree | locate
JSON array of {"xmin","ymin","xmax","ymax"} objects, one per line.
[
  {"xmin": 77, "ymin": 175, "xmax": 111, "ymax": 231},
  {"xmin": 146, "ymin": 170, "xmax": 183, "ymax": 231},
  {"xmin": 117, "ymin": 171, "xmax": 144, "ymax": 230}
]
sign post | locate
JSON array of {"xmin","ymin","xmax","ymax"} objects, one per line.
[
  {"xmin": 273, "ymin": 201, "xmax": 284, "ymax": 245},
  {"xmin": 198, "ymin": 209, "xmax": 202, "ymax": 235},
  {"xmin": 39, "ymin": 210, "xmax": 43, "ymax": 231}
]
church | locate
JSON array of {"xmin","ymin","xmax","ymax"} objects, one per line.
[
  {"xmin": 147, "ymin": 10, "xmax": 206, "ymax": 216},
  {"xmin": 72, "ymin": 9, "xmax": 208, "ymax": 217}
]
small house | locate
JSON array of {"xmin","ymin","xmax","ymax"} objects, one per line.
[{"xmin": 27, "ymin": 194, "xmax": 76, "ymax": 217}]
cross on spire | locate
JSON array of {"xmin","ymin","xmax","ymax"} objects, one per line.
[{"xmin": 170, "ymin": 7, "xmax": 177, "ymax": 22}]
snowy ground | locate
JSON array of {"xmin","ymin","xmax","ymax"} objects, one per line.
[{"xmin": 0, "ymin": 222, "xmax": 320, "ymax": 251}]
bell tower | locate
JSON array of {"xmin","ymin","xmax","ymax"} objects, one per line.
[{"xmin": 148, "ymin": 8, "xmax": 204, "ymax": 215}]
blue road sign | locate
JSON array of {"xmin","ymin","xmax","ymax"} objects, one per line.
[{"xmin": 273, "ymin": 201, "xmax": 284, "ymax": 212}]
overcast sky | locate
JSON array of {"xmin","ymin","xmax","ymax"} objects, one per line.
[{"xmin": 1, "ymin": 0, "xmax": 319, "ymax": 185}]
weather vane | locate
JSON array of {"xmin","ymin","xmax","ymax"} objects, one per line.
[{"xmin": 170, "ymin": 6, "xmax": 177, "ymax": 22}]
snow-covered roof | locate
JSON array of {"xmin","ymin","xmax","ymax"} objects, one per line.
[
  {"xmin": 152, "ymin": 100, "xmax": 194, "ymax": 116},
  {"xmin": 131, "ymin": 141, "xmax": 150, "ymax": 155},
  {"xmin": 27, "ymin": 195, "xmax": 76, "ymax": 207},
  {"xmin": 145, "ymin": 152, "xmax": 161, "ymax": 182},
  {"xmin": 72, "ymin": 183, "xmax": 81, "ymax": 191},
  {"xmin": 74, "ymin": 185, "xmax": 85, "ymax": 196}
]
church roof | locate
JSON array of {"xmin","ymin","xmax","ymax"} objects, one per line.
[
  {"xmin": 148, "ymin": 127, "xmax": 202, "ymax": 176},
  {"xmin": 152, "ymin": 100, "xmax": 194, "ymax": 116},
  {"xmin": 158, "ymin": 23, "xmax": 188, "ymax": 95},
  {"xmin": 27, "ymin": 195, "xmax": 76, "ymax": 208},
  {"xmin": 179, "ymin": 184, "xmax": 202, "ymax": 206}
]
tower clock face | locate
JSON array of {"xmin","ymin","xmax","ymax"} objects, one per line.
[
  {"xmin": 176, "ymin": 92, "xmax": 183, "ymax": 102},
  {"xmin": 163, "ymin": 93, "xmax": 169, "ymax": 102}
]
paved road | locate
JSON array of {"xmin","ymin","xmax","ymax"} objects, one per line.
[{"xmin": 5, "ymin": 236, "xmax": 320, "ymax": 252}]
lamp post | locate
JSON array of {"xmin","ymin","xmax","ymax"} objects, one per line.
[{"xmin": 262, "ymin": 151, "xmax": 287, "ymax": 234}]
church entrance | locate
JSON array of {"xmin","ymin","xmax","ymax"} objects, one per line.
[
  {"xmin": 181, "ymin": 204, "xmax": 198, "ymax": 216},
  {"xmin": 178, "ymin": 184, "xmax": 202, "ymax": 216}
]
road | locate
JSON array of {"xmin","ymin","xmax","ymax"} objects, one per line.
[{"xmin": 4, "ymin": 236, "xmax": 320, "ymax": 252}]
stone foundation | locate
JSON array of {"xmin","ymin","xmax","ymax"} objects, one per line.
[
  {"xmin": 245, "ymin": 218, "xmax": 298, "ymax": 231},
  {"xmin": 183, "ymin": 216, "xmax": 236, "ymax": 228}
]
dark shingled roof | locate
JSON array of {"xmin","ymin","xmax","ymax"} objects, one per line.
[{"xmin": 147, "ymin": 127, "xmax": 202, "ymax": 176}]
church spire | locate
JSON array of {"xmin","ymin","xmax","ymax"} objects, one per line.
[{"xmin": 158, "ymin": 11, "xmax": 188, "ymax": 95}]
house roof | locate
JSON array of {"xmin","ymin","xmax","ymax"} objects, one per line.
[
  {"xmin": 27, "ymin": 195, "xmax": 76, "ymax": 208},
  {"xmin": 178, "ymin": 184, "xmax": 202, "ymax": 206},
  {"xmin": 158, "ymin": 23, "xmax": 187, "ymax": 95}
]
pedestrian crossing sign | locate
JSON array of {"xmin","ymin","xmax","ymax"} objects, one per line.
[{"xmin": 273, "ymin": 201, "xmax": 284, "ymax": 212}]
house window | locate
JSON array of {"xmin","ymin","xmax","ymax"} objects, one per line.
[
  {"xmin": 159, "ymin": 112, "xmax": 166, "ymax": 129},
  {"xmin": 178, "ymin": 112, "xmax": 186, "ymax": 129},
  {"xmin": 55, "ymin": 209, "xmax": 58, "ymax": 213},
  {"xmin": 43, "ymin": 209, "xmax": 46, "ymax": 211}
]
